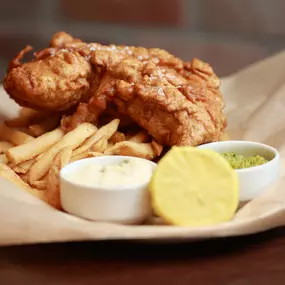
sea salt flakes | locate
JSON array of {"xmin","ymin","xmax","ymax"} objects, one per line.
[{"xmin": 157, "ymin": 87, "xmax": 165, "ymax": 96}]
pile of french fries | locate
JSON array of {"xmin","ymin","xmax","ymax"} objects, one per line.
[{"xmin": 0, "ymin": 108, "xmax": 163, "ymax": 210}]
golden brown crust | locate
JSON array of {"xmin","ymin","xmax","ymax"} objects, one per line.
[
  {"xmin": 3, "ymin": 31, "xmax": 226, "ymax": 146},
  {"xmin": 49, "ymin": 31, "xmax": 82, "ymax": 48},
  {"xmin": 4, "ymin": 49, "xmax": 92, "ymax": 111},
  {"xmin": 82, "ymin": 48, "xmax": 225, "ymax": 146}
]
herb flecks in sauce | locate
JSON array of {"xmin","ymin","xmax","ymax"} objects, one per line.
[{"xmin": 67, "ymin": 158, "xmax": 153, "ymax": 188}]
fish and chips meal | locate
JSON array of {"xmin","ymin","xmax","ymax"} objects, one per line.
[{"xmin": 1, "ymin": 31, "xmax": 260, "ymax": 227}]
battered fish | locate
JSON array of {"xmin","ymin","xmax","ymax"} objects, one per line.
[{"xmin": 3, "ymin": 32, "xmax": 226, "ymax": 146}]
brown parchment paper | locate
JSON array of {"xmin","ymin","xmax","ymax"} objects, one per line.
[{"xmin": 1, "ymin": 51, "xmax": 285, "ymax": 245}]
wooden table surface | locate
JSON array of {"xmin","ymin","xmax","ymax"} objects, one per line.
[{"xmin": 1, "ymin": 228, "xmax": 285, "ymax": 285}]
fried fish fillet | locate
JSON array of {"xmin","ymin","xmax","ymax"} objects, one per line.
[
  {"xmin": 4, "ymin": 46, "xmax": 92, "ymax": 111},
  {"xmin": 3, "ymin": 32, "xmax": 226, "ymax": 146},
  {"xmin": 71, "ymin": 51, "xmax": 226, "ymax": 146}
]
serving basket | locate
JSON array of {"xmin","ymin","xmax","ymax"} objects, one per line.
[{"xmin": 1, "ymin": 51, "xmax": 285, "ymax": 245}]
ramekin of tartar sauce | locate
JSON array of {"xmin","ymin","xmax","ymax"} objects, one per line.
[{"xmin": 60, "ymin": 156, "xmax": 156, "ymax": 224}]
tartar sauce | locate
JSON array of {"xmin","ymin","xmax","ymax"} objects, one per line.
[{"xmin": 66, "ymin": 159, "xmax": 154, "ymax": 188}]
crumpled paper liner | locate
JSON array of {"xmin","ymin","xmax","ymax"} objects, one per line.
[{"xmin": 1, "ymin": 51, "xmax": 285, "ymax": 245}]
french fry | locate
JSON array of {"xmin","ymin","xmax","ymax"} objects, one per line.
[
  {"xmin": 17, "ymin": 127, "xmax": 33, "ymax": 136},
  {"xmin": 46, "ymin": 165, "xmax": 61, "ymax": 209},
  {"xmin": 70, "ymin": 151, "xmax": 103, "ymax": 162},
  {"xmin": 46, "ymin": 147, "xmax": 73, "ymax": 209},
  {"xmin": 0, "ymin": 141, "xmax": 13, "ymax": 154},
  {"xmin": 105, "ymin": 141, "xmax": 159, "ymax": 160},
  {"xmin": 19, "ymin": 107, "xmax": 42, "ymax": 118},
  {"xmin": 11, "ymin": 159, "xmax": 35, "ymax": 174},
  {"xmin": 0, "ymin": 154, "xmax": 8, "ymax": 165},
  {"xmin": 6, "ymin": 106, "xmax": 52, "ymax": 128},
  {"xmin": 129, "ymin": 130, "xmax": 150, "ymax": 143},
  {"xmin": 31, "ymin": 179, "xmax": 47, "ymax": 190},
  {"xmin": 11, "ymin": 165, "xmax": 25, "ymax": 174},
  {"xmin": 5, "ymin": 117, "xmax": 32, "ymax": 128},
  {"xmin": 106, "ymin": 142, "xmax": 114, "ymax": 152},
  {"xmin": 58, "ymin": 147, "xmax": 73, "ymax": 169},
  {"xmin": 19, "ymin": 173, "xmax": 29, "ymax": 184},
  {"xmin": 19, "ymin": 107, "xmax": 30, "ymax": 117},
  {"xmin": 110, "ymin": 131, "xmax": 126, "ymax": 144},
  {"xmin": 89, "ymin": 151, "xmax": 104, "ymax": 157},
  {"xmin": 90, "ymin": 137, "xmax": 108, "ymax": 153},
  {"xmin": 102, "ymin": 107, "xmax": 135, "ymax": 128},
  {"xmin": 5, "ymin": 112, "xmax": 49, "ymax": 128},
  {"xmin": 73, "ymin": 119, "xmax": 119, "ymax": 156},
  {"xmin": 0, "ymin": 123, "xmax": 34, "ymax": 145},
  {"xmin": 28, "ymin": 115, "xmax": 61, "ymax": 137},
  {"xmin": 70, "ymin": 151, "xmax": 87, "ymax": 162},
  {"xmin": 28, "ymin": 123, "xmax": 97, "ymax": 183},
  {"xmin": 151, "ymin": 140, "xmax": 164, "ymax": 156},
  {"xmin": 35, "ymin": 152, "xmax": 45, "ymax": 161},
  {"xmin": 0, "ymin": 164, "xmax": 48, "ymax": 202},
  {"xmin": 6, "ymin": 128, "xmax": 64, "ymax": 164}
]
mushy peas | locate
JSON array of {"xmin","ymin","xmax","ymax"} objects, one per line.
[{"xmin": 221, "ymin": 152, "xmax": 268, "ymax": 169}]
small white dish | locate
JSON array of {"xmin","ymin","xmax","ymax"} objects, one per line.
[
  {"xmin": 60, "ymin": 156, "xmax": 157, "ymax": 224},
  {"xmin": 197, "ymin": 141, "xmax": 280, "ymax": 201}
]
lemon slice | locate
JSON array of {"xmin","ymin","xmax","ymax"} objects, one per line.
[{"xmin": 150, "ymin": 146, "xmax": 239, "ymax": 227}]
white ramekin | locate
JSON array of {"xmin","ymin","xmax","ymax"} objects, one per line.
[
  {"xmin": 198, "ymin": 141, "xmax": 280, "ymax": 201},
  {"xmin": 60, "ymin": 156, "xmax": 156, "ymax": 224}
]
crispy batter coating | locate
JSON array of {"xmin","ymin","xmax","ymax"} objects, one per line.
[
  {"xmin": 89, "ymin": 51, "xmax": 225, "ymax": 146},
  {"xmin": 4, "ymin": 47, "xmax": 92, "ymax": 111},
  {"xmin": 3, "ymin": 32, "xmax": 226, "ymax": 146}
]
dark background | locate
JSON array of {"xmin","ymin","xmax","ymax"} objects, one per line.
[{"xmin": 1, "ymin": 0, "xmax": 285, "ymax": 79}]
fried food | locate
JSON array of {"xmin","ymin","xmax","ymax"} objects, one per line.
[
  {"xmin": 28, "ymin": 123, "xmax": 96, "ymax": 183},
  {"xmin": 129, "ymin": 130, "xmax": 150, "ymax": 143},
  {"xmin": 90, "ymin": 137, "xmax": 108, "ymax": 153},
  {"xmin": 109, "ymin": 131, "xmax": 126, "ymax": 144},
  {"xmin": 0, "ymin": 141, "xmax": 13, "ymax": 154},
  {"xmin": 0, "ymin": 108, "xmax": 164, "ymax": 208},
  {"xmin": 6, "ymin": 128, "xmax": 64, "ymax": 164},
  {"xmin": 0, "ymin": 164, "xmax": 48, "ymax": 202},
  {"xmin": 72, "ymin": 119, "xmax": 119, "ymax": 156},
  {"xmin": 28, "ymin": 115, "xmax": 61, "ymax": 137},
  {"xmin": 5, "ymin": 110, "xmax": 50, "ymax": 128},
  {"xmin": 11, "ymin": 159, "xmax": 35, "ymax": 174},
  {"xmin": 31, "ymin": 179, "xmax": 48, "ymax": 190},
  {"xmin": 3, "ymin": 32, "xmax": 226, "ymax": 147},
  {"xmin": 84, "ymin": 54, "xmax": 225, "ymax": 146},
  {"xmin": 105, "ymin": 140, "xmax": 163, "ymax": 160},
  {"xmin": 70, "ymin": 151, "xmax": 103, "ymax": 163},
  {"xmin": 4, "ymin": 47, "xmax": 92, "ymax": 111},
  {"xmin": 0, "ymin": 31, "xmax": 229, "ymax": 211},
  {"xmin": 19, "ymin": 107, "xmax": 41, "ymax": 117},
  {"xmin": 0, "ymin": 123, "xmax": 34, "ymax": 145},
  {"xmin": 46, "ymin": 147, "xmax": 73, "ymax": 209},
  {"xmin": 0, "ymin": 154, "xmax": 8, "ymax": 165}
]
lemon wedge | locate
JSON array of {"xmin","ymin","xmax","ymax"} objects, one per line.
[{"xmin": 150, "ymin": 146, "xmax": 239, "ymax": 227}]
